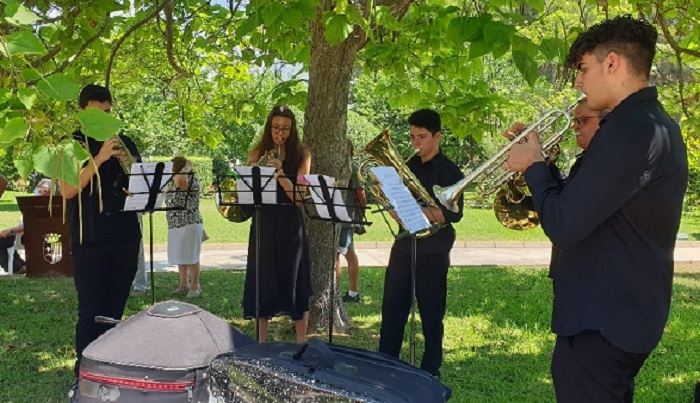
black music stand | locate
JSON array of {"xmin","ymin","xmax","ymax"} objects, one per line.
[
  {"xmin": 365, "ymin": 166, "xmax": 432, "ymax": 366},
  {"xmin": 215, "ymin": 166, "xmax": 284, "ymax": 342},
  {"xmin": 113, "ymin": 162, "xmax": 194, "ymax": 306},
  {"xmin": 300, "ymin": 174, "xmax": 371, "ymax": 343}
]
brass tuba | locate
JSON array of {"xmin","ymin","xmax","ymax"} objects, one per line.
[
  {"xmin": 215, "ymin": 149, "xmax": 280, "ymax": 223},
  {"xmin": 358, "ymin": 130, "xmax": 443, "ymax": 238},
  {"xmin": 433, "ymin": 96, "xmax": 583, "ymax": 230}
]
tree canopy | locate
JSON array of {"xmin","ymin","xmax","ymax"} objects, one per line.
[{"xmin": 1, "ymin": 0, "xmax": 698, "ymax": 329}]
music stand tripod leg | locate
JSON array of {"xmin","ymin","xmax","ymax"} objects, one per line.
[
  {"xmin": 328, "ymin": 222, "xmax": 338, "ymax": 344},
  {"xmin": 410, "ymin": 234, "xmax": 417, "ymax": 366},
  {"xmin": 149, "ymin": 212, "xmax": 155, "ymax": 306},
  {"xmin": 254, "ymin": 207, "xmax": 261, "ymax": 343}
]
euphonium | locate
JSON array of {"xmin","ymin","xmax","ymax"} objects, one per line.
[
  {"xmin": 434, "ymin": 95, "xmax": 583, "ymax": 230},
  {"xmin": 112, "ymin": 135, "xmax": 136, "ymax": 174},
  {"xmin": 358, "ymin": 130, "xmax": 443, "ymax": 239},
  {"xmin": 215, "ymin": 148, "xmax": 280, "ymax": 223}
]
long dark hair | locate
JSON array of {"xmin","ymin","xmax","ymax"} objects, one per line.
[{"xmin": 254, "ymin": 105, "xmax": 304, "ymax": 174}]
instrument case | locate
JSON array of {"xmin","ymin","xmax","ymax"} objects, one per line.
[
  {"xmin": 74, "ymin": 301, "xmax": 255, "ymax": 402},
  {"xmin": 207, "ymin": 340, "xmax": 451, "ymax": 402}
]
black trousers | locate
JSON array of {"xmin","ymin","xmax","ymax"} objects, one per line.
[
  {"xmin": 72, "ymin": 239, "xmax": 140, "ymax": 377},
  {"xmin": 378, "ymin": 250, "xmax": 449, "ymax": 376},
  {"xmin": 552, "ymin": 330, "xmax": 650, "ymax": 403}
]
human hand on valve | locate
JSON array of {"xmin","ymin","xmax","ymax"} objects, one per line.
[{"xmin": 502, "ymin": 122, "xmax": 545, "ymax": 173}]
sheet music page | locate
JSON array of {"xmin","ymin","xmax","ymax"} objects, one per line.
[
  {"xmin": 304, "ymin": 174, "xmax": 353, "ymax": 222},
  {"xmin": 123, "ymin": 162, "xmax": 174, "ymax": 211},
  {"xmin": 369, "ymin": 166, "xmax": 430, "ymax": 234},
  {"xmin": 234, "ymin": 166, "xmax": 278, "ymax": 205}
]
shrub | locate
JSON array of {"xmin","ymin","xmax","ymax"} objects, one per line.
[{"xmin": 146, "ymin": 156, "xmax": 213, "ymax": 194}]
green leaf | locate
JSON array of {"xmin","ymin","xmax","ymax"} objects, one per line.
[
  {"xmin": 4, "ymin": 3, "xmax": 41, "ymax": 26},
  {"xmin": 4, "ymin": 31, "xmax": 47, "ymax": 56},
  {"xmin": 469, "ymin": 40, "xmax": 491, "ymax": 60},
  {"xmin": 281, "ymin": 8, "xmax": 303, "ymax": 28},
  {"xmin": 540, "ymin": 37, "xmax": 563, "ymax": 61},
  {"xmin": 33, "ymin": 142, "xmax": 84, "ymax": 187},
  {"xmin": 261, "ymin": 4, "xmax": 282, "ymax": 25},
  {"xmin": 0, "ymin": 117, "xmax": 30, "ymax": 144},
  {"xmin": 21, "ymin": 68, "xmax": 41, "ymax": 81},
  {"xmin": 15, "ymin": 146, "xmax": 34, "ymax": 179},
  {"xmin": 36, "ymin": 74, "xmax": 81, "ymax": 101},
  {"xmin": 446, "ymin": 16, "xmax": 482, "ymax": 45},
  {"xmin": 525, "ymin": 0, "xmax": 545, "ymax": 13},
  {"xmin": 95, "ymin": 0, "xmax": 124, "ymax": 13},
  {"xmin": 77, "ymin": 108, "xmax": 123, "ymax": 140},
  {"xmin": 483, "ymin": 21, "xmax": 515, "ymax": 45},
  {"xmin": 324, "ymin": 13, "xmax": 353, "ymax": 44},
  {"xmin": 236, "ymin": 12, "xmax": 261, "ymax": 38},
  {"xmin": 0, "ymin": 88, "xmax": 11, "ymax": 104},
  {"xmin": 17, "ymin": 88, "xmax": 37, "ymax": 109},
  {"xmin": 512, "ymin": 50, "xmax": 539, "ymax": 87},
  {"xmin": 512, "ymin": 35, "xmax": 538, "ymax": 58}
]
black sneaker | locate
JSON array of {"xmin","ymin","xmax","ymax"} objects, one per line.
[
  {"xmin": 342, "ymin": 291, "xmax": 360, "ymax": 303},
  {"xmin": 67, "ymin": 378, "xmax": 78, "ymax": 403}
]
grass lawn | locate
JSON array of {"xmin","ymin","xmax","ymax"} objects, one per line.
[
  {"xmin": 1, "ymin": 265, "xmax": 699, "ymax": 402},
  {"xmin": 4, "ymin": 191, "xmax": 700, "ymax": 243}
]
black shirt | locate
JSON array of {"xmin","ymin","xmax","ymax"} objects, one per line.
[
  {"xmin": 524, "ymin": 87, "xmax": 688, "ymax": 353},
  {"xmin": 67, "ymin": 131, "xmax": 142, "ymax": 245},
  {"xmin": 393, "ymin": 150, "xmax": 464, "ymax": 254}
]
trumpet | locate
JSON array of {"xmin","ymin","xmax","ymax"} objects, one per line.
[{"xmin": 434, "ymin": 95, "xmax": 583, "ymax": 230}]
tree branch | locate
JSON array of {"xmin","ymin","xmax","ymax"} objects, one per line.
[
  {"xmin": 106, "ymin": 0, "xmax": 170, "ymax": 88},
  {"xmin": 164, "ymin": 0, "xmax": 191, "ymax": 78},
  {"xmin": 656, "ymin": 5, "xmax": 700, "ymax": 59}
]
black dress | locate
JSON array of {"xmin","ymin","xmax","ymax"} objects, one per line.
[{"xmin": 242, "ymin": 169, "xmax": 312, "ymax": 321}]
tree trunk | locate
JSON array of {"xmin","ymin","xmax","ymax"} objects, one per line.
[
  {"xmin": 303, "ymin": 3, "xmax": 366, "ymax": 336},
  {"xmin": 303, "ymin": 0, "xmax": 416, "ymax": 336}
]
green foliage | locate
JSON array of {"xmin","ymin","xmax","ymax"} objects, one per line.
[{"xmin": 146, "ymin": 156, "xmax": 214, "ymax": 193}]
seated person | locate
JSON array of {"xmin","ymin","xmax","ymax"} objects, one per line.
[{"xmin": 0, "ymin": 179, "xmax": 52, "ymax": 274}]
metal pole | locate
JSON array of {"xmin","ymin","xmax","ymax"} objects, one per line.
[
  {"xmin": 149, "ymin": 212, "xmax": 155, "ymax": 305},
  {"xmin": 255, "ymin": 207, "xmax": 261, "ymax": 342},
  {"xmin": 410, "ymin": 233, "xmax": 417, "ymax": 365}
]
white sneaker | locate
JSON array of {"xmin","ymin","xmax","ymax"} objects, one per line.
[{"xmin": 186, "ymin": 288, "xmax": 201, "ymax": 298}]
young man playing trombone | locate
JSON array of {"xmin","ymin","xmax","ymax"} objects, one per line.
[
  {"xmin": 378, "ymin": 109, "xmax": 464, "ymax": 377},
  {"xmin": 505, "ymin": 16, "xmax": 687, "ymax": 402}
]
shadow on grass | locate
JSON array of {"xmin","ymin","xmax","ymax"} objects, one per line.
[{"xmin": 1, "ymin": 267, "xmax": 698, "ymax": 402}]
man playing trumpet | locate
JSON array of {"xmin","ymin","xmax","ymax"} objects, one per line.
[{"xmin": 505, "ymin": 16, "xmax": 687, "ymax": 402}]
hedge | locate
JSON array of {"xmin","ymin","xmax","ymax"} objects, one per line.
[{"xmin": 146, "ymin": 156, "xmax": 213, "ymax": 194}]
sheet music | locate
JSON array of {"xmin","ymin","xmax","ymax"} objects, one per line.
[
  {"xmin": 234, "ymin": 166, "xmax": 277, "ymax": 205},
  {"xmin": 123, "ymin": 162, "xmax": 174, "ymax": 211},
  {"xmin": 369, "ymin": 166, "xmax": 430, "ymax": 234},
  {"xmin": 304, "ymin": 174, "xmax": 353, "ymax": 222}
]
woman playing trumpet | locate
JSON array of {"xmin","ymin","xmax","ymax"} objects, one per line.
[{"xmin": 243, "ymin": 105, "xmax": 312, "ymax": 343}]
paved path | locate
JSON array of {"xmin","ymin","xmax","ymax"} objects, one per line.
[{"xmin": 143, "ymin": 241, "xmax": 700, "ymax": 273}]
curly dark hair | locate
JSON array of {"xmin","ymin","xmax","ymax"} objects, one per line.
[
  {"xmin": 565, "ymin": 15, "xmax": 657, "ymax": 79},
  {"xmin": 254, "ymin": 105, "xmax": 305, "ymax": 174}
]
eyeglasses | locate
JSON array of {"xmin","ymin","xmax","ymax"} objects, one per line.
[
  {"xmin": 574, "ymin": 116, "xmax": 601, "ymax": 126},
  {"xmin": 272, "ymin": 125, "xmax": 291, "ymax": 133}
]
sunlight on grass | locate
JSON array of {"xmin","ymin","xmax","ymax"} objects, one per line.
[
  {"xmin": 1, "ymin": 265, "xmax": 698, "ymax": 402},
  {"xmin": 35, "ymin": 350, "xmax": 73, "ymax": 373}
]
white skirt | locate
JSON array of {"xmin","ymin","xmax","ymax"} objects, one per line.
[{"xmin": 167, "ymin": 223, "xmax": 203, "ymax": 265}]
